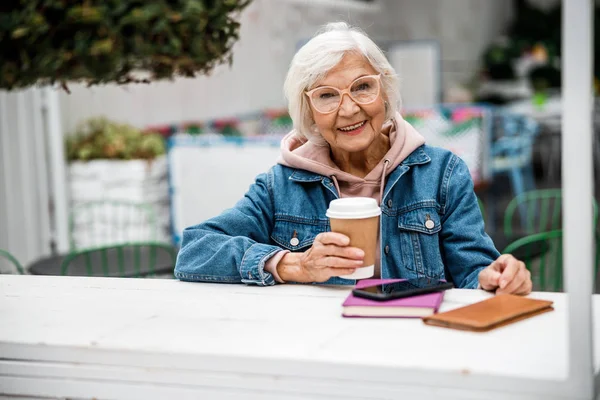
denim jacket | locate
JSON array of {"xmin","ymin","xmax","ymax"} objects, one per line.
[{"xmin": 175, "ymin": 145, "xmax": 500, "ymax": 288}]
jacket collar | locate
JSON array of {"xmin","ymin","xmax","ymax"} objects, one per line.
[
  {"xmin": 289, "ymin": 169, "xmax": 323, "ymax": 182},
  {"xmin": 399, "ymin": 145, "xmax": 431, "ymax": 166},
  {"xmin": 288, "ymin": 145, "xmax": 431, "ymax": 182}
]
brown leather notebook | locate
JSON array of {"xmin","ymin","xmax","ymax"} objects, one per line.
[{"xmin": 422, "ymin": 294, "xmax": 554, "ymax": 332}]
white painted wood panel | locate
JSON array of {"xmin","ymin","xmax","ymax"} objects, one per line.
[
  {"xmin": 0, "ymin": 275, "xmax": 598, "ymax": 399},
  {"xmin": 0, "ymin": 89, "xmax": 52, "ymax": 271},
  {"xmin": 169, "ymin": 142, "xmax": 281, "ymax": 244}
]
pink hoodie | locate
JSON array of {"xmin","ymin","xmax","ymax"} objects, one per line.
[{"xmin": 265, "ymin": 112, "xmax": 426, "ymax": 281}]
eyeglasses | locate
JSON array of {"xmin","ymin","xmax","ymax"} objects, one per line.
[{"xmin": 305, "ymin": 74, "xmax": 381, "ymax": 114}]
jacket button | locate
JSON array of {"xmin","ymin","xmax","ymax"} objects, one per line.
[
  {"xmin": 290, "ymin": 237, "xmax": 299, "ymax": 246},
  {"xmin": 384, "ymin": 245, "xmax": 390, "ymax": 255},
  {"xmin": 425, "ymin": 220, "xmax": 435, "ymax": 229},
  {"xmin": 387, "ymin": 199, "xmax": 393, "ymax": 208}
]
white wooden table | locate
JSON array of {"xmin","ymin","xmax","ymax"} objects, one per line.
[{"xmin": 0, "ymin": 275, "xmax": 598, "ymax": 400}]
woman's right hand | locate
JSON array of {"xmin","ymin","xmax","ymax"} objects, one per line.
[{"xmin": 276, "ymin": 232, "xmax": 365, "ymax": 283}]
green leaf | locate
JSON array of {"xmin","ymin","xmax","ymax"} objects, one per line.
[
  {"xmin": 90, "ymin": 39, "xmax": 114, "ymax": 56},
  {"xmin": 11, "ymin": 27, "xmax": 28, "ymax": 38}
]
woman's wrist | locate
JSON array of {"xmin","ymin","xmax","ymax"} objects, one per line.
[{"xmin": 276, "ymin": 252, "xmax": 307, "ymax": 282}]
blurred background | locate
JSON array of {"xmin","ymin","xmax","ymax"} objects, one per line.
[{"xmin": 0, "ymin": 0, "xmax": 596, "ymax": 292}]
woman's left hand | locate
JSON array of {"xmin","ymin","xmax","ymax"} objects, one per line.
[{"xmin": 478, "ymin": 254, "xmax": 532, "ymax": 295}]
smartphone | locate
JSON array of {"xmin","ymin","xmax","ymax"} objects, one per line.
[{"xmin": 352, "ymin": 277, "xmax": 454, "ymax": 301}]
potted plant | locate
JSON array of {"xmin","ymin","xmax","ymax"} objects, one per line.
[
  {"xmin": 66, "ymin": 117, "xmax": 166, "ymax": 162},
  {"xmin": 66, "ymin": 117, "xmax": 172, "ymax": 247}
]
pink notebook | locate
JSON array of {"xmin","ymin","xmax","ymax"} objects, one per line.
[{"xmin": 342, "ymin": 279, "xmax": 445, "ymax": 318}]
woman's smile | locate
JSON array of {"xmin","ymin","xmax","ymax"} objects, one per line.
[{"xmin": 337, "ymin": 120, "xmax": 367, "ymax": 136}]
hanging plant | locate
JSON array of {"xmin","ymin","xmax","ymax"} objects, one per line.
[{"xmin": 0, "ymin": 0, "xmax": 251, "ymax": 91}]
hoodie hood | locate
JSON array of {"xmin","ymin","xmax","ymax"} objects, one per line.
[{"xmin": 277, "ymin": 111, "xmax": 426, "ymax": 203}]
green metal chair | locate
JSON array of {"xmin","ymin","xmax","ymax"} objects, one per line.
[
  {"xmin": 0, "ymin": 249, "xmax": 25, "ymax": 274},
  {"xmin": 504, "ymin": 229, "xmax": 600, "ymax": 293},
  {"xmin": 503, "ymin": 189, "xmax": 598, "ymax": 238},
  {"xmin": 60, "ymin": 242, "xmax": 177, "ymax": 278},
  {"xmin": 69, "ymin": 200, "xmax": 158, "ymax": 250},
  {"xmin": 503, "ymin": 230, "xmax": 563, "ymax": 292}
]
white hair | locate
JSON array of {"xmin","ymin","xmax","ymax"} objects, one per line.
[{"xmin": 283, "ymin": 22, "xmax": 401, "ymax": 146}]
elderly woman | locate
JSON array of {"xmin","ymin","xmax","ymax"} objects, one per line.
[{"xmin": 175, "ymin": 22, "xmax": 532, "ymax": 295}]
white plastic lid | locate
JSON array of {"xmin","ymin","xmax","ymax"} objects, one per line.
[{"xmin": 326, "ymin": 197, "xmax": 381, "ymax": 219}]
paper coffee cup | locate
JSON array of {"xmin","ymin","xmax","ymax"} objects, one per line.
[{"xmin": 326, "ymin": 198, "xmax": 381, "ymax": 280}]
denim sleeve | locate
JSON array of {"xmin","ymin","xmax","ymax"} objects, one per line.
[
  {"xmin": 439, "ymin": 156, "xmax": 500, "ymax": 288},
  {"xmin": 174, "ymin": 170, "xmax": 282, "ymax": 286}
]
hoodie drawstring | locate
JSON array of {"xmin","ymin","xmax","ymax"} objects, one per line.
[
  {"xmin": 331, "ymin": 158, "xmax": 390, "ymax": 205},
  {"xmin": 331, "ymin": 175, "xmax": 342, "ymax": 198},
  {"xmin": 379, "ymin": 159, "xmax": 390, "ymax": 206}
]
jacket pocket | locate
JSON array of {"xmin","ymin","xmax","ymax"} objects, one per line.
[
  {"xmin": 397, "ymin": 207, "xmax": 444, "ymax": 278},
  {"xmin": 271, "ymin": 215, "xmax": 329, "ymax": 251}
]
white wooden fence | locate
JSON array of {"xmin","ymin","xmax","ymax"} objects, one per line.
[{"xmin": 0, "ymin": 88, "xmax": 68, "ymax": 273}]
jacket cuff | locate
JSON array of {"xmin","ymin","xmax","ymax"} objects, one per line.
[
  {"xmin": 463, "ymin": 267, "xmax": 485, "ymax": 289},
  {"xmin": 239, "ymin": 243, "xmax": 282, "ymax": 286},
  {"xmin": 264, "ymin": 250, "xmax": 289, "ymax": 283}
]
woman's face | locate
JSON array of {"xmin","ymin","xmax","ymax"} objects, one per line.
[{"xmin": 308, "ymin": 52, "xmax": 386, "ymax": 154}]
